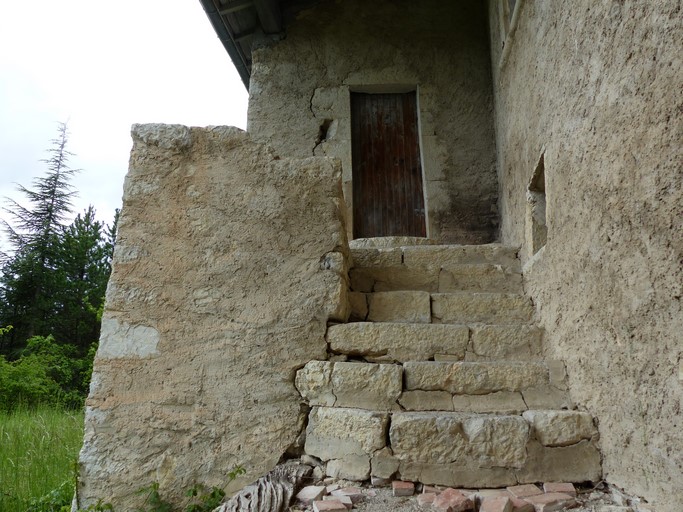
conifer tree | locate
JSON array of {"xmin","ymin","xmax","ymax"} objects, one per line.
[{"xmin": 0, "ymin": 122, "xmax": 78, "ymax": 347}]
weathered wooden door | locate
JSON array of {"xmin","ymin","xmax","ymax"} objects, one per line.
[{"xmin": 351, "ymin": 92, "xmax": 426, "ymax": 238}]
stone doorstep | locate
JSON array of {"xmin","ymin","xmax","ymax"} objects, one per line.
[
  {"xmin": 349, "ymin": 243, "xmax": 519, "ymax": 269},
  {"xmin": 349, "ymin": 263, "xmax": 522, "ymax": 294}
]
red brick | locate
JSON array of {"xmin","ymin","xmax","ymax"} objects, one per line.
[
  {"xmin": 509, "ymin": 497, "xmax": 535, "ymax": 512},
  {"xmin": 296, "ymin": 485, "xmax": 326, "ymax": 504},
  {"xmin": 313, "ymin": 500, "xmax": 347, "ymax": 512},
  {"xmin": 480, "ymin": 496, "xmax": 513, "ymax": 512},
  {"xmin": 330, "ymin": 487, "xmax": 364, "ymax": 504},
  {"xmin": 542, "ymin": 482, "xmax": 576, "ymax": 497},
  {"xmin": 506, "ymin": 484, "xmax": 543, "ymax": 499},
  {"xmin": 392, "ymin": 480, "xmax": 415, "ymax": 497},
  {"xmin": 524, "ymin": 492, "xmax": 576, "ymax": 511},
  {"xmin": 433, "ymin": 488, "xmax": 475, "ymax": 512},
  {"xmin": 323, "ymin": 495, "xmax": 352, "ymax": 509}
]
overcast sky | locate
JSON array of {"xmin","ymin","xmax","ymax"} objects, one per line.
[{"xmin": 0, "ymin": 0, "xmax": 248, "ymax": 251}]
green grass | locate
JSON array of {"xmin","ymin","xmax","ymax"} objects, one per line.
[{"xmin": 0, "ymin": 406, "xmax": 84, "ymax": 512}]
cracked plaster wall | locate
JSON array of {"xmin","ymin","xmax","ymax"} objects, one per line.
[
  {"xmin": 488, "ymin": 1, "xmax": 683, "ymax": 510},
  {"xmin": 248, "ymin": 0, "xmax": 498, "ymax": 244},
  {"xmin": 77, "ymin": 125, "xmax": 350, "ymax": 510}
]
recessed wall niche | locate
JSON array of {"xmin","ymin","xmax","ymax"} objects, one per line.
[{"xmin": 526, "ymin": 152, "xmax": 547, "ymax": 256}]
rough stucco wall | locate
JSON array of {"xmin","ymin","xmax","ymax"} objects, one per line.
[
  {"xmin": 77, "ymin": 125, "xmax": 349, "ymax": 510},
  {"xmin": 248, "ymin": 0, "xmax": 498, "ymax": 244},
  {"xmin": 488, "ymin": 2, "xmax": 683, "ymax": 510}
]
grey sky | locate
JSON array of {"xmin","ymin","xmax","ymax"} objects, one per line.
[{"xmin": 0, "ymin": 0, "xmax": 248, "ymax": 250}]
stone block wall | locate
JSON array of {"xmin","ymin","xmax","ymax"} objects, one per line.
[
  {"xmin": 247, "ymin": 0, "xmax": 498, "ymax": 244},
  {"xmin": 77, "ymin": 125, "xmax": 349, "ymax": 510},
  {"xmin": 488, "ymin": 1, "xmax": 683, "ymax": 510}
]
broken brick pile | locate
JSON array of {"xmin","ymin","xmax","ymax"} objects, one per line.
[{"xmin": 294, "ymin": 480, "xmax": 641, "ymax": 512}]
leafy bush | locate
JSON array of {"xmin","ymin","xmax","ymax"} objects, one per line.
[{"xmin": 0, "ymin": 335, "xmax": 96, "ymax": 411}]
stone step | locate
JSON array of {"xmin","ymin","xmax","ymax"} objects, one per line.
[
  {"xmin": 403, "ymin": 361, "xmax": 548, "ymax": 394},
  {"xmin": 431, "ymin": 292, "xmax": 534, "ymax": 324},
  {"xmin": 303, "ymin": 407, "xmax": 601, "ymax": 486},
  {"xmin": 355, "ymin": 291, "xmax": 534, "ymax": 324},
  {"xmin": 350, "ymin": 243, "xmax": 520, "ymax": 270},
  {"xmin": 350, "ymin": 263, "xmax": 523, "ymax": 293},
  {"xmin": 327, "ymin": 322, "xmax": 543, "ymax": 363},
  {"xmin": 296, "ymin": 360, "xmax": 571, "ymax": 413}
]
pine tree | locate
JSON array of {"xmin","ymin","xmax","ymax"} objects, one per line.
[{"xmin": 0, "ymin": 122, "xmax": 78, "ymax": 347}]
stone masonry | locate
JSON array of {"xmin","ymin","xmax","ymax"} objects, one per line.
[{"xmin": 296, "ymin": 240, "xmax": 602, "ymax": 487}]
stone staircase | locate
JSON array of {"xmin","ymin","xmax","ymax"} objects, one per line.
[{"xmin": 295, "ymin": 241, "xmax": 601, "ymax": 488}]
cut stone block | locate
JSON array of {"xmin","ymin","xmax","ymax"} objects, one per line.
[
  {"xmin": 403, "ymin": 361, "xmax": 548, "ymax": 394},
  {"xmin": 304, "ymin": 407, "xmax": 388, "ymax": 461},
  {"xmin": 350, "ymin": 266, "xmax": 438, "ymax": 292},
  {"xmin": 546, "ymin": 360, "xmax": 568, "ymax": 390},
  {"xmin": 438, "ymin": 264, "xmax": 522, "ymax": 293},
  {"xmin": 400, "ymin": 390, "xmax": 455, "ymax": 411},
  {"xmin": 521, "ymin": 387, "xmax": 573, "ymax": 410},
  {"xmin": 371, "ymin": 446, "xmax": 400, "ymax": 479},
  {"xmin": 296, "ymin": 361, "xmax": 402, "ymax": 410},
  {"xmin": 434, "ymin": 353, "xmax": 463, "ymax": 362},
  {"xmin": 402, "ymin": 244, "xmax": 520, "ymax": 268},
  {"xmin": 399, "ymin": 461, "xmax": 517, "ymax": 488},
  {"xmin": 295, "ymin": 360, "xmax": 335, "ymax": 406},
  {"xmin": 327, "ymin": 322, "xmax": 468, "ymax": 362},
  {"xmin": 390, "ymin": 412, "xmax": 529, "ymax": 468},
  {"xmin": 348, "ymin": 291, "xmax": 368, "ymax": 321},
  {"xmin": 367, "ymin": 291, "xmax": 431, "ymax": 323},
  {"xmin": 469, "ymin": 325, "xmax": 543, "ymax": 361},
  {"xmin": 515, "ymin": 440, "xmax": 602, "ymax": 484},
  {"xmin": 326, "ymin": 455, "xmax": 370, "ymax": 481},
  {"xmin": 451, "ymin": 391, "xmax": 527, "ymax": 414},
  {"xmin": 350, "ymin": 247, "xmax": 402, "ymax": 268},
  {"xmin": 522, "ymin": 410, "xmax": 597, "ymax": 447},
  {"xmin": 432, "ymin": 293, "xmax": 534, "ymax": 324}
]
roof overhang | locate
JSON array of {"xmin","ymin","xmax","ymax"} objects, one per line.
[{"xmin": 199, "ymin": 0, "xmax": 285, "ymax": 89}]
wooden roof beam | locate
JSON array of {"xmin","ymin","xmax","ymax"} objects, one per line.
[
  {"xmin": 219, "ymin": 0, "xmax": 254, "ymax": 16},
  {"xmin": 254, "ymin": 0, "xmax": 282, "ymax": 34}
]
